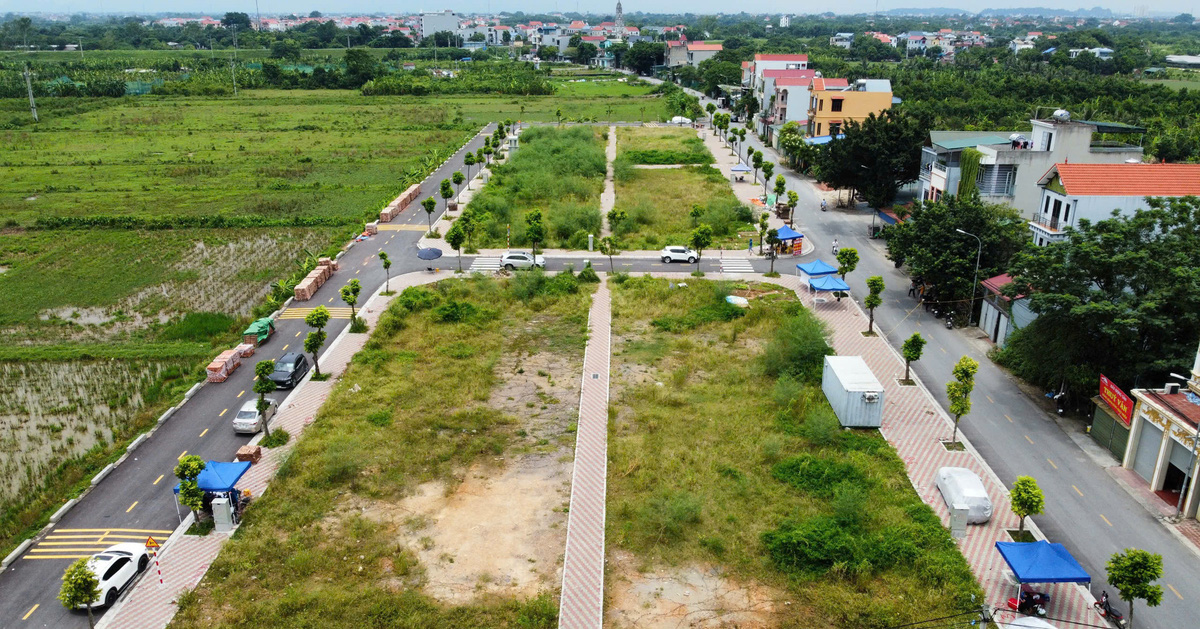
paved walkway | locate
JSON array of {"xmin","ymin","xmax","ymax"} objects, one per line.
[
  {"xmin": 558, "ymin": 280, "xmax": 612, "ymax": 629},
  {"xmin": 96, "ymin": 270, "xmax": 455, "ymax": 629},
  {"xmin": 600, "ymin": 126, "xmax": 617, "ymax": 237}
]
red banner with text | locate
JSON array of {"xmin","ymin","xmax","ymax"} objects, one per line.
[{"xmin": 1099, "ymin": 374, "xmax": 1133, "ymax": 426}]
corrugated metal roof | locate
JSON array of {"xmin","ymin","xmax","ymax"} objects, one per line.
[{"xmin": 932, "ymin": 135, "xmax": 1011, "ymax": 150}]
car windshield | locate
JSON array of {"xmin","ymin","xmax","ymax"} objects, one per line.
[
  {"xmin": 275, "ymin": 362, "xmax": 293, "ymax": 372},
  {"xmin": 235, "ymin": 410, "xmax": 257, "ymax": 420}
]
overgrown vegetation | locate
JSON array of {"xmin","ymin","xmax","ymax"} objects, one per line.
[
  {"xmin": 611, "ymin": 165, "xmax": 755, "ymax": 250},
  {"xmin": 616, "ymin": 126, "xmax": 714, "ymax": 165},
  {"xmin": 170, "ymin": 276, "xmax": 591, "ymax": 628},
  {"xmin": 607, "ymin": 277, "xmax": 982, "ymax": 627}
]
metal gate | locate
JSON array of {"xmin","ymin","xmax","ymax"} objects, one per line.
[
  {"xmin": 1133, "ymin": 422, "xmax": 1163, "ymax": 482},
  {"xmin": 1090, "ymin": 402, "xmax": 1130, "ymax": 462}
]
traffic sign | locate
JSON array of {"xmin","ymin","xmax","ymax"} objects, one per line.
[{"xmin": 145, "ymin": 536, "xmax": 160, "ymax": 549}]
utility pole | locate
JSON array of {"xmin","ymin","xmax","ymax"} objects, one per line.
[
  {"xmin": 79, "ymin": 37, "xmax": 84, "ymax": 59},
  {"xmin": 230, "ymin": 58, "xmax": 238, "ymax": 97},
  {"xmin": 255, "ymin": 0, "xmax": 263, "ymax": 33},
  {"xmin": 232, "ymin": 26, "xmax": 238, "ymax": 61},
  {"xmin": 23, "ymin": 64, "xmax": 38, "ymax": 122}
]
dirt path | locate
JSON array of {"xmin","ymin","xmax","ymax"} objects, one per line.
[{"xmin": 600, "ymin": 125, "xmax": 617, "ymax": 237}]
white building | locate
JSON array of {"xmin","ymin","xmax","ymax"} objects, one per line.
[
  {"xmin": 779, "ymin": 15, "xmax": 790, "ymax": 28},
  {"xmin": 1029, "ymin": 162, "xmax": 1200, "ymax": 246},
  {"xmin": 1069, "ymin": 47, "xmax": 1114, "ymax": 60},
  {"xmin": 420, "ymin": 10, "xmax": 461, "ymax": 38},
  {"xmin": 830, "ymin": 33, "xmax": 854, "ymax": 49}
]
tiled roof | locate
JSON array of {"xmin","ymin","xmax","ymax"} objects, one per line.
[
  {"xmin": 754, "ymin": 53, "xmax": 808, "ymax": 61},
  {"xmin": 812, "ymin": 78, "xmax": 850, "ymax": 90},
  {"xmin": 688, "ymin": 43, "xmax": 723, "ymax": 51},
  {"xmin": 763, "ymin": 69, "xmax": 816, "ymax": 78},
  {"xmin": 1052, "ymin": 163, "xmax": 1200, "ymax": 197},
  {"xmin": 774, "ymin": 78, "xmax": 814, "ymax": 87}
]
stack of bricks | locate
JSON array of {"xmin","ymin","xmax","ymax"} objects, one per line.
[
  {"xmin": 205, "ymin": 349, "xmax": 242, "ymax": 383},
  {"xmin": 294, "ymin": 259, "xmax": 339, "ymax": 301},
  {"xmin": 234, "ymin": 343, "xmax": 255, "ymax": 358}
]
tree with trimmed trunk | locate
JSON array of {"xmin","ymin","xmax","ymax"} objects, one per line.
[
  {"xmin": 752, "ymin": 150, "xmax": 763, "ymax": 184},
  {"xmin": 706, "ymin": 102, "xmax": 716, "ymax": 126},
  {"xmin": 475, "ymin": 147, "xmax": 485, "ymax": 166},
  {"xmin": 59, "ymin": 558, "xmax": 101, "ymax": 628},
  {"xmin": 774, "ymin": 174, "xmax": 787, "ymax": 201},
  {"xmin": 452, "ymin": 171, "xmax": 464, "ymax": 195},
  {"xmin": 463, "ymin": 153, "xmax": 476, "ymax": 188},
  {"xmin": 761, "ymin": 162, "xmax": 775, "ymax": 198},
  {"xmin": 599, "ymin": 236, "xmax": 619, "ymax": 271},
  {"xmin": 303, "ymin": 305, "xmax": 331, "ymax": 375},
  {"xmin": 174, "ymin": 454, "xmax": 207, "ymax": 521},
  {"xmin": 378, "ymin": 252, "xmax": 391, "ymax": 291},
  {"xmin": 446, "ymin": 222, "xmax": 466, "ymax": 272},
  {"xmin": 865, "ymin": 275, "xmax": 884, "ymax": 334},
  {"xmin": 946, "ymin": 355, "xmax": 979, "ymax": 444},
  {"xmin": 901, "ymin": 332, "xmax": 925, "ymax": 382},
  {"xmin": 766, "ymin": 229, "xmax": 780, "ymax": 274},
  {"xmin": 1106, "ymin": 548, "xmax": 1163, "ymax": 629},
  {"xmin": 737, "ymin": 128, "xmax": 746, "ymax": 159},
  {"xmin": 835, "ymin": 247, "xmax": 858, "ymax": 302},
  {"xmin": 341, "ymin": 278, "xmax": 362, "ymax": 321},
  {"xmin": 525, "ymin": 209, "xmax": 545, "ymax": 256},
  {"xmin": 757, "ymin": 212, "xmax": 769, "ymax": 254},
  {"xmin": 421, "ymin": 196, "xmax": 437, "ymax": 232},
  {"xmin": 483, "ymin": 144, "xmax": 493, "ymax": 162},
  {"xmin": 786, "ymin": 190, "xmax": 799, "ymax": 225},
  {"xmin": 1010, "ymin": 476, "xmax": 1044, "ymax": 534},
  {"xmin": 253, "ymin": 360, "xmax": 278, "ymax": 436},
  {"xmin": 689, "ymin": 223, "xmax": 713, "ymax": 274},
  {"xmin": 440, "ymin": 179, "xmax": 454, "ymax": 212}
]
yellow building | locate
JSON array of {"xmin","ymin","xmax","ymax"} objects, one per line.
[{"xmin": 806, "ymin": 78, "xmax": 894, "ymax": 138}]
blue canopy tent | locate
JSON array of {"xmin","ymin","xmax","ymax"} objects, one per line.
[
  {"xmin": 730, "ymin": 164, "xmax": 752, "ymax": 173},
  {"xmin": 809, "ymin": 275, "xmax": 850, "ymax": 293},
  {"xmin": 995, "ymin": 541, "xmax": 1090, "ymax": 584},
  {"xmin": 796, "ymin": 259, "xmax": 838, "ymax": 279},
  {"xmin": 173, "ymin": 460, "xmax": 253, "ymax": 522},
  {"xmin": 775, "ymin": 225, "xmax": 803, "ymax": 241},
  {"xmin": 773, "ymin": 225, "xmax": 804, "ymax": 256}
]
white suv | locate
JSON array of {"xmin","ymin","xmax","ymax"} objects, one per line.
[
  {"xmin": 501, "ymin": 251, "xmax": 545, "ymax": 270},
  {"xmin": 660, "ymin": 246, "xmax": 698, "ymax": 264}
]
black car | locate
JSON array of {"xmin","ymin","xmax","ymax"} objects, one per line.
[{"xmin": 268, "ymin": 352, "xmax": 310, "ymax": 389}]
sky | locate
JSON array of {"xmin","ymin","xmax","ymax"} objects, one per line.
[{"xmin": 2, "ymin": 0, "xmax": 1185, "ymax": 17}]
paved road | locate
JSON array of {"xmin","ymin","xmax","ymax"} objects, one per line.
[
  {"xmin": 0, "ymin": 125, "xmax": 495, "ymax": 629},
  {"xmin": 697, "ymin": 95, "xmax": 1200, "ymax": 628}
]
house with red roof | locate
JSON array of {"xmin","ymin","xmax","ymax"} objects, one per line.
[
  {"xmin": 686, "ymin": 42, "xmax": 723, "ymax": 66},
  {"xmin": 1030, "ymin": 162, "xmax": 1200, "ymax": 246},
  {"xmin": 665, "ymin": 39, "xmax": 689, "ymax": 67}
]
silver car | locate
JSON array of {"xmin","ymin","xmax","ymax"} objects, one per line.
[
  {"xmin": 231, "ymin": 398, "xmax": 278, "ymax": 434},
  {"xmin": 501, "ymin": 250, "xmax": 545, "ymax": 270}
]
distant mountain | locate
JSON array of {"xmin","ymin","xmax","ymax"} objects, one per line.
[{"xmin": 882, "ymin": 7, "xmax": 1116, "ymax": 18}]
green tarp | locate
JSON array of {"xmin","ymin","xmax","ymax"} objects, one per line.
[{"xmin": 243, "ymin": 318, "xmax": 275, "ymax": 343}]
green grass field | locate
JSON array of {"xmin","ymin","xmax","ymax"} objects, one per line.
[
  {"xmin": 170, "ymin": 275, "xmax": 593, "ymax": 628},
  {"xmin": 606, "ymin": 277, "xmax": 983, "ymax": 627},
  {"xmin": 615, "ymin": 126, "xmax": 714, "ymax": 164},
  {"xmin": 611, "ymin": 165, "xmax": 755, "ymax": 250}
]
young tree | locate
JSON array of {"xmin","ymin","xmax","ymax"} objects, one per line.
[
  {"xmin": 752, "ymin": 150, "xmax": 764, "ymax": 184},
  {"xmin": 946, "ymin": 356, "xmax": 979, "ymax": 444},
  {"xmin": 252, "ymin": 360, "xmax": 278, "ymax": 436},
  {"xmin": 737, "ymin": 128, "xmax": 747, "ymax": 160},
  {"xmin": 836, "ymin": 247, "xmax": 859, "ymax": 281},
  {"xmin": 765, "ymin": 229, "xmax": 781, "ymax": 274},
  {"xmin": 378, "ymin": 251, "xmax": 391, "ymax": 292},
  {"xmin": 1010, "ymin": 476, "xmax": 1045, "ymax": 534},
  {"xmin": 439, "ymin": 178, "xmax": 454, "ymax": 212},
  {"xmin": 340, "ymin": 278, "xmax": 362, "ymax": 321},
  {"xmin": 421, "ymin": 196, "xmax": 437, "ymax": 232},
  {"xmin": 774, "ymin": 174, "xmax": 787, "ymax": 201},
  {"xmin": 1106, "ymin": 548, "xmax": 1164, "ymax": 629},
  {"xmin": 452, "ymin": 170, "xmax": 465, "ymax": 195},
  {"xmin": 814, "ymin": 109, "xmax": 929, "ymax": 212},
  {"xmin": 475, "ymin": 147, "xmax": 485, "ymax": 166},
  {"xmin": 786, "ymin": 190, "xmax": 799, "ymax": 225},
  {"xmin": 599, "ymin": 236, "xmax": 619, "ymax": 271},
  {"xmin": 483, "ymin": 144, "xmax": 494, "ymax": 162},
  {"xmin": 757, "ymin": 212, "xmax": 769, "ymax": 254},
  {"xmin": 174, "ymin": 455, "xmax": 207, "ymax": 521},
  {"xmin": 761, "ymin": 162, "xmax": 775, "ymax": 198},
  {"xmin": 705, "ymin": 102, "xmax": 717, "ymax": 126},
  {"xmin": 525, "ymin": 209, "xmax": 545, "ymax": 256},
  {"xmin": 901, "ymin": 332, "xmax": 926, "ymax": 381},
  {"xmin": 463, "ymin": 153, "xmax": 476, "ymax": 188},
  {"xmin": 303, "ymin": 305, "xmax": 331, "ymax": 375},
  {"xmin": 59, "ymin": 558, "xmax": 101, "ymax": 628},
  {"xmin": 865, "ymin": 275, "xmax": 884, "ymax": 334},
  {"xmin": 689, "ymin": 223, "xmax": 714, "ymax": 273},
  {"xmin": 446, "ymin": 222, "xmax": 466, "ymax": 272}
]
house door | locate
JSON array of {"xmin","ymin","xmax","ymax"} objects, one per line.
[
  {"xmin": 1133, "ymin": 422, "xmax": 1163, "ymax": 483},
  {"xmin": 1165, "ymin": 439, "xmax": 1198, "ymax": 496}
]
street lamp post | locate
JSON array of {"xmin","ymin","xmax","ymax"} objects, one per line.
[{"xmin": 956, "ymin": 228, "xmax": 982, "ymax": 321}]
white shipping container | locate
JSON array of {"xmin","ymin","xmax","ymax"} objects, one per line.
[{"xmin": 821, "ymin": 356, "xmax": 885, "ymax": 428}]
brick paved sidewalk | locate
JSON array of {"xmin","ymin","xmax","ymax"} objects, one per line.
[
  {"xmin": 97, "ymin": 270, "xmax": 455, "ymax": 629},
  {"xmin": 559, "ymin": 279, "xmax": 612, "ymax": 629}
]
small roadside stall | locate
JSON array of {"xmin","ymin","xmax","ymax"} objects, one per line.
[
  {"xmin": 796, "ymin": 259, "xmax": 838, "ymax": 280},
  {"xmin": 994, "ymin": 541, "xmax": 1091, "ymax": 621},
  {"xmin": 808, "ymin": 275, "xmax": 850, "ymax": 303},
  {"xmin": 174, "ymin": 460, "xmax": 254, "ymax": 531},
  {"xmin": 773, "ymin": 225, "xmax": 804, "ymax": 256},
  {"xmin": 730, "ymin": 163, "xmax": 752, "ymax": 183}
]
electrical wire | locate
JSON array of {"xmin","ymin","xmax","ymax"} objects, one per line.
[
  {"xmin": 989, "ymin": 607, "xmax": 1115, "ymax": 629},
  {"xmin": 880, "ymin": 609, "xmax": 987, "ymax": 629}
]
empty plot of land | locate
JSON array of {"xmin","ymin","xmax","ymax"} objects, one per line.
[
  {"xmin": 610, "ymin": 165, "xmax": 754, "ymax": 251},
  {"xmin": 615, "ymin": 126, "xmax": 714, "ymax": 165}
]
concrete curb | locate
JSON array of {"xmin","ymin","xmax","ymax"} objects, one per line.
[
  {"xmin": 157, "ymin": 406, "xmax": 175, "ymax": 425},
  {"xmin": 183, "ymin": 383, "xmax": 203, "ymax": 400},
  {"xmin": 49, "ymin": 498, "xmax": 78, "ymax": 524},
  {"xmin": 91, "ymin": 463, "xmax": 115, "ymax": 486},
  {"xmin": 127, "ymin": 434, "xmax": 148, "ymax": 453},
  {"xmin": 95, "ymin": 512, "xmax": 197, "ymax": 629},
  {"xmin": 1, "ymin": 539, "xmax": 33, "ymax": 570}
]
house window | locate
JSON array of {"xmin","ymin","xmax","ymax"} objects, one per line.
[
  {"xmin": 831, "ymin": 99, "xmax": 843, "ymax": 112},
  {"xmin": 818, "ymin": 99, "xmax": 823, "ymax": 111},
  {"xmin": 1043, "ymin": 195, "xmax": 1051, "ymax": 215},
  {"xmin": 829, "ymin": 122, "xmax": 841, "ymax": 135},
  {"xmin": 1042, "ymin": 131, "xmax": 1054, "ymax": 151},
  {"xmin": 816, "ymin": 123, "xmax": 822, "ymax": 135}
]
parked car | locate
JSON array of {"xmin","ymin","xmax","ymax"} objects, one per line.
[
  {"xmin": 935, "ymin": 467, "xmax": 994, "ymax": 524},
  {"xmin": 501, "ymin": 250, "xmax": 545, "ymax": 270},
  {"xmin": 660, "ymin": 246, "xmax": 698, "ymax": 264},
  {"xmin": 268, "ymin": 352, "xmax": 309, "ymax": 389},
  {"xmin": 83, "ymin": 543, "xmax": 150, "ymax": 608},
  {"xmin": 1005, "ymin": 618, "xmax": 1059, "ymax": 629},
  {"xmin": 231, "ymin": 398, "xmax": 278, "ymax": 434}
]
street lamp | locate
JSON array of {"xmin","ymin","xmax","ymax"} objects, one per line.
[{"xmin": 956, "ymin": 228, "xmax": 982, "ymax": 321}]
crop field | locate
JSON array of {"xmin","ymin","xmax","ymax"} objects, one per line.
[
  {"xmin": 610, "ymin": 164, "xmax": 756, "ymax": 251},
  {"xmin": 171, "ymin": 274, "xmax": 594, "ymax": 628},
  {"xmin": 615, "ymin": 126, "xmax": 714, "ymax": 164},
  {"xmin": 604, "ymin": 277, "xmax": 982, "ymax": 628}
]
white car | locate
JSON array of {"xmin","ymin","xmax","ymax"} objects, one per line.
[
  {"xmin": 501, "ymin": 251, "xmax": 545, "ymax": 270},
  {"xmin": 231, "ymin": 398, "xmax": 278, "ymax": 434},
  {"xmin": 934, "ymin": 467, "xmax": 994, "ymax": 524},
  {"xmin": 660, "ymin": 246, "xmax": 698, "ymax": 264},
  {"xmin": 82, "ymin": 543, "xmax": 150, "ymax": 608}
]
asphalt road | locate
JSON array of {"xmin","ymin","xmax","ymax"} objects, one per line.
[{"xmin": 0, "ymin": 125, "xmax": 495, "ymax": 629}]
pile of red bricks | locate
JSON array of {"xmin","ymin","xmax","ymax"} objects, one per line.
[
  {"xmin": 293, "ymin": 259, "xmax": 338, "ymax": 301},
  {"xmin": 379, "ymin": 183, "xmax": 422, "ymax": 223},
  {"xmin": 205, "ymin": 349, "xmax": 242, "ymax": 383}
]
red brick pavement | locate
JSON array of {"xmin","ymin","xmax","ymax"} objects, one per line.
[
  {"xmin": 97, "ymin": 533, "xmax": 225, "ymax": 629},
  {"xmin": 559, "ymin": 280, "xmax": 611, "ymax": 629}
]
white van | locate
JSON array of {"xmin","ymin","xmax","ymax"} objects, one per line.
[{"xmin": 935, "ymin": 467, "xmax": 993, "ymax": 524}]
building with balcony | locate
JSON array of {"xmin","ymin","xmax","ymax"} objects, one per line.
[
  {"xmin": 830, "ymin": 33, "xmax": 854, "ymax": 49},
  {"xmin": 918, "ymin": 117, "xmax": 1144, "ymax": 213},
  {"xmin": 753, "ymin": 69, "xmax": 817, "ymax": 135},
  {"xmin": 1029, "ymin": 162, "xmax": 1200, "ymax": 246},
  {"xmin": 806, "ymin": 78, "xmax": 891, "ymax": 138}
]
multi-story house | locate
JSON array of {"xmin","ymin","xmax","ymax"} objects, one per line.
[
  {"xmin": 830, "ymin": 33, "xmax": 854, "ymax": 49},
  {"xmin": 666, "ymin": 40, "xmax": 689, "ymax": 67},
  {"xmin": 763, "ymin": 76, "xmax": 817, "ymax": 146},
  {"xmin": 686, "ymin": 42, "xmax": 722, "ymax": 67},
  {"xmin": 754, "ymin": 69, "xmax": 817, "ymax": 136},
  {"xmin": 806, "ymin": 78, "xmax": 891, "ymax": 138},
  {"xmin": 419, "ymin": 10, "xmax": 461, "ymax": 38},
  {"xmin": 1029, "ymin": 162, "xmax": 1200, "ymax": 246}
]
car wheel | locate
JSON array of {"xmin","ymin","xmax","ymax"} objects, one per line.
[
  {"xmin": 662, "ymin": 256, "xmax": 671, "ymax": 263},
  {"xmin": 504, "ymin": 264, "xmax": 515, "ymax": 271},
  {"xmin": 104, "ymin": 588, "xmax": 118, "ymax": 608},
  {"xmin": 688, "ymin": 257, "xmax": 697, "ymax": 264},
  {"xmin": 138, "ymin": 555, "xmax": 149, "ymax": 573}
]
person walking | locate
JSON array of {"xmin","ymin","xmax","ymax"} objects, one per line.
[{"xmin": 821, "ymin": 199, "xmax": 827, "ymax": 212}]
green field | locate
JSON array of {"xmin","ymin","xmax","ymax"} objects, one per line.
[
  {"xmin": 611, "ymin": 165, "xmax": 755, "ymax": 250},
  {"xmin": 616, "ymin": 126, "xmax": 714, "ymax": 164},
  {"xmin": 606, "ymin": 277, "xmax": 983, "ymax": 627}
]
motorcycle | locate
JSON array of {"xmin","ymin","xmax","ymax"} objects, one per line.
[
  {"xmin": 1006, "ymin": 587, "xmax": 1051, "ymax": 617},
  {"xmin": 1094, "ymin": 590, "xmax": 1126, "ymax": 628}
]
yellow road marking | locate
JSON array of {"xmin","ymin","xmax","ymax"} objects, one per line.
[
  {"xmin": 356, "ymin": 269, "xmax": 360, "ymax": 274},
  {"xmin": 940, "ymin": 346, "xmax": 947, "ymax": 353},
  {"xmin": 377, "ymin": 224, "xmax": 426, "ymax": 231},
  {"xmin": 199, "ymin": 428, "xmax": 208, "ymax": 438},
  {"xmin": 1099, "ymin": 514, "xmax": 1112, "ymax": 526},
  {"xmin": 1047, "ymin": 458, "xmax": 1058, "ymax": 470},
  {"xmin": 153, "ymin": 474, "xmax": 164, "ymax": 485},
  {"xmin": 22, "ymin": 604, "xmax": 38, "ymax": 620},
  {"xmin": 1005, "ymin": 414, "xmax": 1013, "ymax": 423},
  {"xmin": 34, "ymin": 541, "xmax": 125, "ymax": 547},
  {"xmin": 281, "ymin": 344, "xmax": 289, "ymax": 351},
  {"xmin": 295, "ymin": 331, "xmax": 301, "ymax": 337},
  {"xmin": 1072, "ymin": 485, "xmax": 1084, "ymax": 497},
  {"xmin": 219, "ymin": 408, "xmax": 228, "ymax": 417},
  {"xmin": 1169, "ymin": 583, "xmax": 1183, "ymax": 600},
  {"xmin": 986, "ymin": 395, "xmax": 994, "ymax": 403},
  {"xmin": 126, "ymin": 501, "xmax": 138, "ymax": 513},
  {"xmin": 328, "ymin": 297, "xmax": 334, "ymax": 303},
  {"xmin": 22, "ymin": 554, "xmax": 94, "ymax": 559},
  {"xmin": 362, "ymin": 259, "xmax": 369, "ymax": 266},
  {"xmin": 1024, "ymin": 434, "xmax": 1034, "ymax": 445},
  {"xmin": 178, "ymin": 450, "xmax": 187, "ymax": 460},
  {"xmin": 54, "ymin": 528, "xmax": 172, "ymax": 534},
  {"xmin": 46, "ymin": 534, "xmax": 150, "ymax": 540}
]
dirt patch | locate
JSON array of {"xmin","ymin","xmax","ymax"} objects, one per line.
[{"xmin": 605, "ymin": 550, "xmax": 784, "ymax": 628}]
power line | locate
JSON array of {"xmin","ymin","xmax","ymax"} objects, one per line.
[{"xmin": 881, "ymin": 609, "xmax": 986, "ymax": 629}]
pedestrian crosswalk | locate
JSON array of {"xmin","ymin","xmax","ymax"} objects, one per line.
[
  {"xmin": 469, "ymin": 257, "xmax": 501, "ymax": 273},
  {"xmin": 720, "ymin": 258, "xmax": 755, "ymax": 274},
  {"xmin": 277, "ymin": 307, "xmax": 353, "ymax": 320}
]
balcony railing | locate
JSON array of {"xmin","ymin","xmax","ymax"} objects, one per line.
[{"xmin": 1030, "ymin": 216, "xmax": 1064, "ymax": 232}]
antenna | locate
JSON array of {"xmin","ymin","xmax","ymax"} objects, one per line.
[{"xmin": 24, "ymin": 64, "xmax": 38, "ymax": 122}]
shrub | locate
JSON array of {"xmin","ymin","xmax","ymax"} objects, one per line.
[
  {"xmin": 771, "ymin": 454, "xmax": 865, "ymax": 498},
  {"xmin": 637, "ymin": 490, "xmax": 702, "ymax": 544},
  {"xmin": 651, "ymin": 299, "xmax": 745, "ymax": 333},
  {"xmin": 260, "ymin": 429, "xmax": 290, "ymax": 449},
  {"xmin": 396, "ymin": 286, "xmax": 440, "ymax": 312},
  {"xmin": 431, "ymin": 300, "xmax": 478, "ymax": 323},
  {"xmin": 577, "ymin": 262, "xmax": 600, "ymax": 283},
  {"xmin": 763, "ymin": 517, "xmax": 859, "ymax": 573},
  {"xmin": 761, "ymin": 310, "xmax": 834, "ymax": 383}
]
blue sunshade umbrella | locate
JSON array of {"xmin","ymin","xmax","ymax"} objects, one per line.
[{"xmin": 417, "ymin": 248, "xmax": 443, "ymax": 260}]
